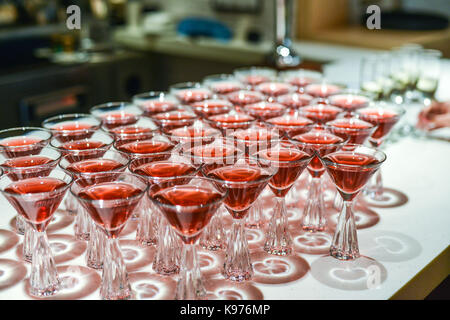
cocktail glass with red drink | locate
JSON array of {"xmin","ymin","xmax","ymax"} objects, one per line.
[
  {"xmin": 169, "ymin": 82, "xmax": 213, "ymax": 104},
  {"xmin": 90, "ymin": 102, "xmax": 143, "ymax": 130},
  {"xmin": 190, "ymin": 99, "xmax": 234, "ymax": 118},
  {"xmin": 320, "ymin": 144, "xmax": 386, "ymax": 259},
  {"xmin": 42, "ymin": 113, "xmax": 101, "ymax": 142},
  {"xmin": 148, "ymin": 176, "xmax": 227, "ymax": 299},
  {"xmin": 279, "ymin": 69, "xmax": 323, "ymax": 90},
  {"xmin": 298, "ymin": 103, "xmax": 343, "ymax": 125},
  {"xmin": 133, "ymin": 91, "xmax": 180, "ymax": 117},
  {"xmin": 203, "ymin": 73, "xmax": 244, "ymax": 96},
  {"xmin": 233, "ymin": 67, "xmax": 276, "ymax": 88},
  {"xmin": 71, "ymin": 172, "xmax": 148, "ymax": 300},
  {"xmin": 0, "ymin": 169, "xmax": 72, "ymax": 297},
  {"xmin": 328, "ymin": 89, "xmax": 373, "ymax": 117},
  {"xmin": 276, "ymin": 92, "xmax": 314, "ymax": 111},
  {"xmin": 356, "ymin": 102, "xmax": 405, "ymax": 202}
]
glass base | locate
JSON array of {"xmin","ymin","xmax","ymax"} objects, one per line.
[
  {"xmin": 221, "ymin": 270, "xmax": 253, "ymax": 282},
  {"xmin": 330, "ymin": 246, "xmax": 360, "ymax": 261},
  {"xmin": 263, "ymin": 245, "xmax": 292, "ymax": 256},
  {"xmin": 30, "ymin": 282, "xmax": 60, "ymax": 297}
]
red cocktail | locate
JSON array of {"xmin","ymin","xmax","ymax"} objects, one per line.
[
  {"xmin": 243, "ymin": 101, "xmax": 287, "ymax": 121},
  {"xmin": 298, "ymin": 104, "xmax": 343, "ymax": 124},
  {"xmin": 190, "ymin": 99, "xmax": 234, "ymax": 118},
  {"xmin": 277, "ymin": 93, "xmax": 313, "ymax": 110},
  {"xmin": 327, "ymin": 117, "xmax": 376, "ymax": 144},
  {"xmin": 234, "ymin": 67, "xmax": 276, "ymax": 87},
  {"xmin": 255, "ymin": 82, "xmax": 294, "ymax": 97},
  {"xmin": 328, "ymin": 91, "xmax": 371, "ymax": 115},
  {"xmin": 114, "ymin": 135, "xmax": 176, "ymax": 160},
  {"xmin": 151, "ymin": 110, "xmax": 199, "ymax": 132},
  {"xmin": 42, "ymin": 113, "xmax": 100, "ymax": 142},
  {"xmin": 305, "ymin": 83, "xmax": 343, "ymax": 98},
  {"xmin": 226, "ymin": 90, "xmax": 265, "ymax": 107},
  {"xmin": 90, "ymin": 102, "xmax": 143, "ymax": 130},
  {"xmin": 170, "ymin": 82, "xmax": 212, "ymax": 104},
  {"xmin": 0, "ymin": 127, "xmax": 52, "ymax": 158},
  {"xmin": 265, "ymin": 112, "xmax": 314, "ymax": 137},
  {"xmin": 206, "ymin": 112, "xmax": 256, "ymax": 133},
  {"xmin": 133, "ymin": 91, "xmax": 180, "ymax": 117}
]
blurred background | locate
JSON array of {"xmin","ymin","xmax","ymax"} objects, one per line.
[{"xmin": 0, "ymin": 0, "xmax": 448, "ymax": 129}]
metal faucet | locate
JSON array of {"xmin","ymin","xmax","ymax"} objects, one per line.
[{"xmin": 269, "ymin": 0, "xmax": 301, "ymax": 69}]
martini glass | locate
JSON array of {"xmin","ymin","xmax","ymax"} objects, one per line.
[
  {"xmin": 243, "ymin": 101, "xmax": 288, "ymax": 123},
  {"xmin": 190, "ymin": 99, "xmax": 234, "ymax": 119},
  {"xmin": 71, "ymin": 172, "xmax": 148, "ymax": 300},
  {"xmin": 170, "ymin": 82, "xmax": 213, "ymax": 104},
  {"xmin": 233, "ymin": 67, "xmax": 276, "ymax": 88},
  {"xmin": 59, "ymin": 149, "xmax": 130, "ymax": 269},
  {"xmin": 129, "ymin": 154, "xmax": 200, "ymax": 275},
  {"xmin": 114, "ymin": 134, "xmax": 176, "ymax": 160},
  {"xmin": 42, "ymin": 113, "xmax": 101, "ymax": 143},
  {"xmin": 226, "ymin": 90, "xmax": 266, "ymax": 111},
  {"xmin": 51, "ymin": 130, "xmax": 114, "ymax": 237},
  {"xmin": 0, "ymin": 146, "xmax": 62, "ymax": 262},
  {"xmin": 0, "ymin": 127, "xmax": 53, "ymax": 234},
  {"xmin": 255, "ymin": 140, "xmax": 313, "ymax": 255},
  {"xmin": 151, "ymin": 110, "xmax": 199, "ymax": 133},
  {"xmin": 90, "ymin": 102, "xmax": 143, "ymax": 130},
  {"xmin": 279, "ymin": 69, "xmax": 323, "ymax": 90},
  {"xmin": 203, "ymin": 156, "xmax": 275, "ymax": 281},
  {"xmin": 104, "ymin": 117, "xmax": 158, "ymax": 144},
  {"xmin": 276, "ymin": 92, "xmax": 314, "ymax": 111},
  {"xmin": 265, "ymin": 112, "xmax": 314, "ymax": 137},
  {"xmin": 304, "ymin": 82, "xmax": 345, "ymax": 99},
  {"xmin": 0, "ymin": 168, "xmax": 72, "ymax": 297},
  {"xmin": 290, "ymin": 126, "xmax": 347, "ymax": 232},
  {"xmin": 327, "ymin": 89, "xmax": 373, "ymax": 117},
  {"xmin": 298, "ymin": 103, "xmax": 343, "ymax": 125},
  {"xmin": 206, "ymin": 111, "xmax": 256, "ymax": 136},
  {"xmin": 327, "ymin": 117, "xmax": 377, "ymax": 210},
  {"xmin": 164, "ymin": 121, "xmax": 222, "ymax": 149},
  {"xmin": 132, "ymin": 91, "xmax": 180, "ymax": 117},
  {"xmin": 230, "ymin": 126, "xmax": 282, "ymax": 229},
  {"xmin": 255, "ymin": 81, "xmax": 295, "ymax": 98},
  {"xmin": 148, "ymin": 176, "xmax": 227, "ymax": 299},
  {"xmin": 184, "ymin": 138, "xmax": 242, "ymax": 251},
  {"xmin": 356, "ymin": 102, "xmax": 405, "ymax": 202},
  {"xmin": 203, "ymin": 74, "xmax": 244, "ymax": 96},
  {"xmin": 320, "ymin": 144, "xmax": 386, "ymax": 259}
]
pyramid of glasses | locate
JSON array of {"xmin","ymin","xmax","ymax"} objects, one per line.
[{"xmin": 0, "ymin": 66, "xmax": 405, "ymax": 300}]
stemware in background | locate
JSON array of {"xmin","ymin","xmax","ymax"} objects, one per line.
[
  {"xmin": 169, "ymin": 82, "xmax": 213, "ymax": 105},
  {"xmin": 320, "ymin": 144, "xmax": 386, "ymax": 260},
  {"xmin": 356, "ymin": 102, "xmax": 405, "ymax": 203},
  {"xmin": 129, "ymin": 153, "xmax": 200, "ymax": 275},
  {"xmin": 90, "ymin": 102, "xmax": 143, "ymax": 130},
  {"xmin": 0, "ymin": 169, "xmax": 72, "ymax": 297},
  {"xmin": 71, "ymin": 172, "xmax": 148, "ymax": 300},
  {"xmin": 233, "ymin": 66, "xmax": 277, "ymax": 88},
  {"xmin": 42, "ymin": 113, "xmax": 101, "ymax": 143},
  {"xmin": 0, "ymin": 127, "xmax": 53, "ymax": 234},
  {"xmin": 59, "ymin": 149, "xmax": 130, "ymax": 269},
  {"xmin": 416, "ymin": 49, "xmax": 442, "ymax": 105},
  {"xmin": 255, "ymin": 140, "xmax": 312, "ymax": 255},
  {"xmin": 279, "ymin": 69, "xmax": 323, "ymax": 92},
  {"xmin": 51, "ymin": 130, "xmax": 114, "ymax": 240},
  {"xmin": 203, "ymin": 73, "xmax": 244, "ymax": 96},
  {"xmin": 132, "ymin": 91, "xmax": 180, "ymax": 117},
  {"xmin": 148, "ymin": 176, "xmax": 226, "ymax": 300},
  {"xmin": 0, "ymin": 146, "xmax": 62, "ymax": 262},
  {"xmin": 327, "ymin": 89, "xmax": 373, "ymax": 117},
  {"xmin": 203, "ymin": 155, "xmax": 275, "ymax": 282},
  {"xmin": 359, "ymin": 53, "xmax": 393, "ymax": 101},
  {"xmin": 184, "ymin": 138, "xmax": 242, "ymax": 251},
  {"xmin": 226, "ymin": 90, "xmax": 266, "ymax": 112},
  {"xmin": 290, "ymin": 125, "xmax": 347, "ymax": 232}
]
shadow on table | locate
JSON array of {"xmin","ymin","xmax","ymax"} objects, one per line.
[
  {"xmin": 361, "ymin": 188, "xmax": 409, "ymax": 208},
  {"xmin": 310, "ymin": 255, "xmax": 387, "ymax": 291},
  {"xmin": 358, "ymin": 230, "xmax": 422, "ymax": 263}
]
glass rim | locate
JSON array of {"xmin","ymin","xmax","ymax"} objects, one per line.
[
  {"xmin": 70, "ymin": 171, "xmax": 149, "ymax": 204},
  {"xmin": 0, "ymin": 127, "xmax": 53, "ymax": 150},
  {"xmin": 114, "ymin": 137, "xmax": 179, "ymax": 157},
  {"xmin": 250, "ymin": 141, "xmax": 315, "ymax": 165},
  {"xmin": 0, "ymin": 168, "xmax": 73, "ymax": 197},
  {"xmin": 147, "ymin": 175, "xmax": 228, "ymax": 212},
  {"xmin": 288, "ymin": 125, "xmax": 349, "ymax": 148},
  {"xmin": 319, "ymin": 143, "xmax": 387, "ymax": 169},
  {"xmin": 0, "ymin": 145, "xmax": 62, "ymax": 171},
  {"xmin": 50, "ymin": 130, "xmax": 115, "ymax": 149},
  {"xmin": 42, "ymin": 113, "xmax": 101, "ymax": 129},
  {"xmin": 326, "ymin": 117, "xmax": 376, "ymax": 133}
]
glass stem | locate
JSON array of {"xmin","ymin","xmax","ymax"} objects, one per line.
[
  {"xmin": 152, "ymin": 213, "xmax": 180, "ymax": 275},
  {"xmin": 223, "ymin": 218, "xmax": 253, "ymax": 282},
  {"xmin": 302, "ymin": 176, "xmax": 326, "ymax": 232},
  {"xmin": 175, "ymin": 243, "xmax": 205, "ymax": 300},
  {"xmin": 29, "ymin": 230, "xmax": 60, "ymax": 297},
  {"xmin": 23, "ymin": 223, "xmax": 35, "ymax": 263},
  {"xmin": 199, "ymin": 204, "xmax": 226, "ymax": 251},
  {"xmin": 333, "ymin": 190, "xmax": 343, "ymax": 211},
  {"xmin": 86, "ymin": 221, "xmax": 105, "ymax": 269},
  {"xmin": 245, "ymin": 198, "xmax": 264, "ymax": 229},
  {"xmin": 136, "ymin": 197, "xmax": 158, "ymax": 246},
  {"xmin": 100, "ymin": 237, "xmax": 132, "ymax": 300},
  {"xmin": 330, "ymin": 200, "xmax": 360, "ymax": 260},
  {"xmin": 264, "ymin": 197, "xmax": 292, "ymax": 255},
  {"xmin": 64, "ymin": 193, "xmax": 77, "ymax": 216},
  {"xmin": 16, "ymin": 214, "xmax": 25, "ymax": 235},
  {"xmin": 74, "ymin": 206, "xmax": 90, "ymax": 241}
]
